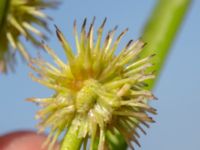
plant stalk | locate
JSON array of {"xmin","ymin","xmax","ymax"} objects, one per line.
[
  {"xmin": 0, "ymin": 0, "xmax": 10, "ymax": 33},
  {"xmin": 0, "ymin": 0, "xmax": 10, "ymax": 72},
  {"xmin": 140, "ymin": 0, "xmax": 192, "ymax": 89},
  {"xmin": 60, "ymin": 125, "xmax": 83, "ymax": 150}
]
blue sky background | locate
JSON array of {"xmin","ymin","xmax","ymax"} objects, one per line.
[{"xmin": 0, "ymin": 0, "xmax": 200, "ymax": 150}]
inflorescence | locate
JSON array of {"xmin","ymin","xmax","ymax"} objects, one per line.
[
  {"xmin": 0, "ymin": 0, "xmax": 58, "ymax": 72},
  {"xmin": 28, "ymin": 18, "xmax": 157, "ymax": 150}
]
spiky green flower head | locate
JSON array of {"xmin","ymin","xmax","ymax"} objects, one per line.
[
  {"xmin": 0, "ymin": 0, "xmax": 58, "ymax": 73},
  {"xmin": 28, "ymin": 18, "xmax": 157, "ymax": 150}
]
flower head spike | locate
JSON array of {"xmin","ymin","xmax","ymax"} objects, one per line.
[
  {"xmin": 0, "ymin": 0, "xmax": 59, "ymax": 73},
  {"xmin": 28, "ymin": 18, "xmax": 157, "ymax": 150}
]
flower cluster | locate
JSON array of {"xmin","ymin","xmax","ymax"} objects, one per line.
[
  {"xmin": 0, "ymin": 0, "xmax": 58, "ymax": 73},
  {"xmin": 28, "ymin": 18, "xmax": 157, "ymax": 150}
]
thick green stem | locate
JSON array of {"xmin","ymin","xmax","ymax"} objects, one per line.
[
  {"xmin": 107, "ymin": 0, "xmax": 191, "ymax": 149},
  {"xmin": 140, "ymin": 0, "xmax": 192, "ymax": 89},
  {"xmin": 60, "ymin": 125, "xmax": 83, "ymax": 150},
  {"xmin": 0, "ymin": 0, "xmax": 10, "ymax": 33},
  {"xmin": 0, "ymin": 0, "xmax": 10, "ymax": 72}
]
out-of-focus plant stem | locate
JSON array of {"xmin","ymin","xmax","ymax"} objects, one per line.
[
  {"xmin": 140, "ymin": 0, "xmax": 192, "ymax": 89},
  {"xmin": 0, "ymin": 0, "xmax": 10, "ymax": 33},
  {"xmin": 0, "ymin": 0, "xmax": 10, "ymax": 72},
  {"xmin": 107, "ymin": 0, "xmax": 192, "ymax": 149}
]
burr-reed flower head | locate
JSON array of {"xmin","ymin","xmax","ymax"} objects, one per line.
[
  {"xmin": 28, "ymin": 18, "xmax": 157, "ymax": 150},
  {"xmin": 0, "ymin": 0, "xmax": 58, "ymax": 73}
]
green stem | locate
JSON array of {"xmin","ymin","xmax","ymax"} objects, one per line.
[
  {"xmin": 0, "ymin": 0, "xmax": 10, "ymax": 33},
  {"xmin": 0, "ymin": 0, "xmax": 10, "ymax": 72},
  {"xmin": 107, "ymin": 0, "xmax": 191, "ymax": 149},
  {"xmin": 140, "ymin": 0, "xmax": 192, "ymax": 89},
  {"xmin": 60, "ymin": 125, "xmax": 83, "ymax": 150}
]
